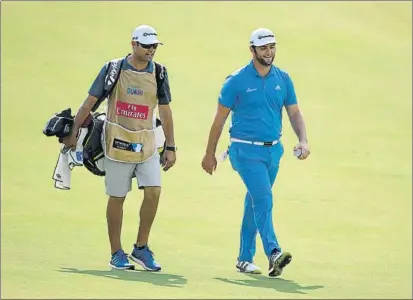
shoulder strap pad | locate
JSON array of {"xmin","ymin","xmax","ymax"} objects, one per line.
[
  {"xmin": 154, "ymin": 61, "xmax": 167, "ymax": 99},
  {"xmin": 91, "ymin": 56, "xmax": 125, "ymax": 112},
  {"xmin": 155, "ymin": 62, "xmax": 165, "ymax": 85},
  {"xmin": 104, "ymin": 57, "xmax": 124, "ymax": 92}
]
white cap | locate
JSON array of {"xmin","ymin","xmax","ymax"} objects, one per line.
[
  {"xmin": 131, "ymin": 25, "xmax": 163, "ymax": 45},
  {"xmin": 249, "ymin": 28, "xmax": 277, "ymax": 47}
]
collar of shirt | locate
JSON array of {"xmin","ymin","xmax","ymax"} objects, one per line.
[
  {"xmin": 125, "ymin": 55, "xmax": 154, "ymax": 73},
  {"xmin": 248, "ymin": 60, "xmax": 276, "ymax": 78}
]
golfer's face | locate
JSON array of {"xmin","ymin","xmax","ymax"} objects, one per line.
[
  {"xmin": 133, "ymin": 42, "xmax": 157, "ymax": 62},
  {"xmin": 254, "ymin": 43, "xmax": 276, "ymax": 66}
]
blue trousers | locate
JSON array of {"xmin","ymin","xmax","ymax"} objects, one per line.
[{"xmin": 229, "ymin": 141, "xmax": 284, "ymax": 262}]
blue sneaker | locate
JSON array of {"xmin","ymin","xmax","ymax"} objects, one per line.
[
  {"xmin": 129, "ymin": 245, "xmax": 161, "ymax": 271},
  {"xmin": 109, "ymin": 250, "xmax": 134, "ymax": 270}
]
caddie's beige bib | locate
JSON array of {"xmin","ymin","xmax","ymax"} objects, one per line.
[{"xmin": 104, "ymin": 60, "xmax": 158, "ymax": 163}]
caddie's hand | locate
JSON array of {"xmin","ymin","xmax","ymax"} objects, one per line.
[
  {"xmin": 161, "ymin": 150, "xmax": 176, "ymax": 171},
  {"xmin": 294, "ymin": 142, "xmax": 310, "ymax": 160},
  {"xmin": 62, "ymin": 131, "xmax": 77, "ymax": 151},
  {"xmin": 202, "ymin": 153, "xmax": 217, "ymax": 175}
]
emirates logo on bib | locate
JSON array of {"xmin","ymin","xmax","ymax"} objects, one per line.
[{"xmin": 116, "ymin": 101, "xmax": 149, "ymax": 119}]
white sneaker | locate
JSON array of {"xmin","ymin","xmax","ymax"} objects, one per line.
[
  {"xmin": 268, "ymin": 251, "xmax": 292, "ymax": 277},
  {"xmin": 236, "ymin": 261, "xmax": 262, "ymax": 274}
]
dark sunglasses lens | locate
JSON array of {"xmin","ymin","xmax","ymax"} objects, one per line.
[{"xmin": 141, "ymin": 43, "xmax": 158, "ymax": 49}]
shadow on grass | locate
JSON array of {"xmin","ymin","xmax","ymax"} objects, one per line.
[
  {"xmin": 58, "ymin": 267, "xmax": 187, "ymax": 288},
  {"xmin": 215, "ymin": 273, "xmax": 324, "ymax": 294}
]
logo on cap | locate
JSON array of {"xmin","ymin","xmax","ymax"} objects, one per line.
[
  {"xmin": 258, "ymin": 34, "xmax": 274, "ymax": 40},
  {"xmin": 143, "ymin": 32, "xmax": 157, "ymax": 37}
]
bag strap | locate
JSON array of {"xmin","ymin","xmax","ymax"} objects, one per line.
[
  {"xmin": 154, "ymin": 61, "xmax": 165, "ymax": 95},
  {"xmin": 91, "ymin": 56, "xmax": 125, "ymax": 112}
]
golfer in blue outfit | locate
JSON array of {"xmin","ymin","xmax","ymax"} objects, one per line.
[{"xmin": 202, "ymin": 28, "xmax": 310, "ymax": 277}]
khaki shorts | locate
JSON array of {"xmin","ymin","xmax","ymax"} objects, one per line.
[{"xmin": 104, "ymin": 153, "xmax": 161, "ymax": 197}]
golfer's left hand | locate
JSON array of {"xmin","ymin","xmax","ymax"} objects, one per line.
[
  {"xmin": 294, "ymin": 142, "xmax": 310, "ymax": 160},
  {"xmin": 161, "ymin": 150, "xmax": 176, "ymax": 171},
  {"xmin": 202, "ymin": 153, "xmax": 217, "ymax": 175}
]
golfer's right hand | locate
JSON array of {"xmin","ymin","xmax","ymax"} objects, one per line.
[
  {"xmin": 202, "ymin": 153, "xmax": 217, "ymax": 175},
  {"xmin": 62, "ymin": 131, "xmax": 77, "ymax": 151}
]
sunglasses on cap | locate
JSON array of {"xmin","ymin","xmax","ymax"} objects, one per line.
[{"xmin": 138, "ymin": 43, "xmax": 158, "ymax": 50}]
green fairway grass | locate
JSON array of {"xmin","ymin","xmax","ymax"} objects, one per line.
[{"xmin": 1, "ymin": 1, "xmax": 411, "ymax": 299}]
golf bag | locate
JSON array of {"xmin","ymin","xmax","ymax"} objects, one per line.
[{"xmin": 43, "ymin": 55, "xmax": 168, "ymax": 176}]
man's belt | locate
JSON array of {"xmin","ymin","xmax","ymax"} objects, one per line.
[{"xmin": 230, "ymin": 138, "xmax": 279, "ymax": 147}]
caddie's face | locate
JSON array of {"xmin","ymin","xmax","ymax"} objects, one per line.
[
  {"xmin": 131, "ymin": 41, "xmax": 158, "ymax": 62},
  {"xmin": 251, "ymin": 43, "xmax": 276, "ymax": 66}
]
